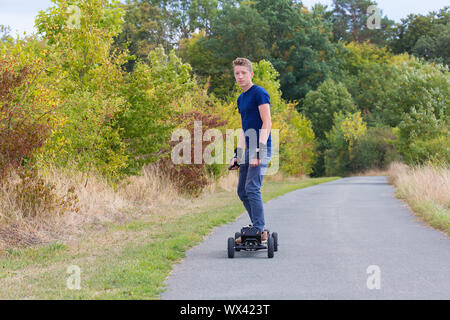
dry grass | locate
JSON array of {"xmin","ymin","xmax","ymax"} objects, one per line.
[
  {"xmin": 386, "ymin": 161, "xmax": 450, "ymax": 235},
  {"xmin": 350, "ymin": 168, "xmax": 389, "ymax": 177},
  {"xmin": 0, "ymin": 162, "xmax": 197, "ymax": 251}
]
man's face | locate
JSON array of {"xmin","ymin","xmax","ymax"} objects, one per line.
[{"xmin": 233, "ymin": 65, "xmax": 253, "ymax": 89}]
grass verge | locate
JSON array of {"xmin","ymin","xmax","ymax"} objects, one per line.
[
  {"xmin": 386, "ymin": 161, "xmax": 450, "ymax": 236},
  {"xmin": 0, "ymin": 176, "xmax": 339, "ymax": 299}
]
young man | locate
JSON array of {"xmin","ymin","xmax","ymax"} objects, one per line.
[{"xmin": 230, "ymin": 57, "xmax": 272, "ymax": 243}]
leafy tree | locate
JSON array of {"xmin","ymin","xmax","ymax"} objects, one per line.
[
  {"xmin": 301, "ymin": 78, "xmax": 357, "ymax": 140},
  {"xmin": 113, "ymin": 0, "xmax": 178, "ymax": 72},
  {"xmin": 389, "ymin": 6, "xmax": 449, "ymax": 64},
  {"xmin": 336, "ymin": 41, "xmax": 397, "ymax": 125},
  {"xmin": 180, "ymin": 3, "xmax": 269, "ymax": 97},
  {"xmin": 411, "ymin": 24, "xmax": 450, "ymax": 66},
  {"xmin": 114, "ymin": 0, "xmax": 239, "ymax": 71},
  {"xmin": 252, "ymin": 60, "xmax": 317, "ymax": 176},
  {"xmin": 253, "ymin": 0, "xmax": 344, "ymax": 103},
  {"xmin": 0, "ymin": 41, "xmax": 59, "ymax": 180},
  {"xmin": 393, "ymin": 106, "xmax": 449, "ymax": 165},
  {"xmin": 331, "ymin": 0, "xmax": 395, "ymax": 45},
  {"xmin": 324, "ymin": 111, "xmax": 367, "ymax": 176},
  {"xmin": 180, "ymin": 0, "xmax": 344, "ymax": 102},
  {"xmin": 0, "ymin": 25, "xmax": 13, "ymax": 43},
  {"xmin": 35, "ymin": 0, "xmax": 130, "ymax": 184},
  {"xmin": 379, "ymin": 57, "xmax": 449, "ymax": 127},
  {"xmin": 117, "ymin": 45, "xmax": 195, "ymax": 175},
  {"xmin": 351, "ymin": 126, "xmax": 402, "ymax": 172}
]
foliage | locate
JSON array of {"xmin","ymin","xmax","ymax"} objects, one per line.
[
  {"xmin": 331, "ymin": 0, "xmax": 395, "ymax": 45},
  {"xmin": 392, "ymin": 105, "xmax": 450, "ymax": 166},
  {"xmin": 34, "ymin": 0, "xmax": 130, "ymax": 185},
  {"xmin": 179, "ymin": 0, "xmax": 344, "ymax": 102},
  {"xmin": 411, "ymin": 23, "xmax": 450, "ymax": 66},
  {"xmin": 301, "ymin": 78, "xmax": 357, "ymax": 140},
  {"xmin": 389, "ymin": 6, "xmax": 449, "ymax": 63},
  {"xmin": 12, "ymin": 167, "xmax": 79, "ymax": 218},
  {"xmin": 336, "ymin": 42, "xmax": 398, "ymax": 126},
  {"xmin": 114, "ymin": 0, "xmax": 238, "ymax": 71},
  {"xmin": 379, "ymin": 57, "xmax": 449, "ymax": 127},
  {"xmin": 0, "ymin": 39, "xmax": 60, "ymax": 181},
  {"xmin": 351, "ymin": 126, "xmax": 402, "ymax": 172},
  {"xmin": 324, "ymin": 111, "xmax": 367, "ymax": 176},
  {"xmin": 157, "ymin": 110, "xmax": 227, "ymax": 197},
  {"xmin": 116, "ymin": 45, "xmax": 195, "ymax": 176}
]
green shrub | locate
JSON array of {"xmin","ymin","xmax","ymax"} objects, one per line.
[{"xmin": 351, "ymin": 127, "xmax": 402, "ymax": 172}]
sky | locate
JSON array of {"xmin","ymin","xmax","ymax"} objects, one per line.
[{"xmin": 0, "ymin": 0, "xmax": 449, "ymax": 37}]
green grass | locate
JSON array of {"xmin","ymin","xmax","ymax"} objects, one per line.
[
  {"xmin": 396, "ymin": 192, "xmax": 450, "ymax": 236},
  {"xmin": 0, "ymin": 176, "xmax": 339, "ymax": 299}
]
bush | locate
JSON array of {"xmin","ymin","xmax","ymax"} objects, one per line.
[
  {"xmin": 0, "ymin": 45, "xmax": 57, "ymax": 182},
  {"xmin": 12, "ymin": 167, "xmax": 79, "ymax": 218},
  {"xmin": 324, "ymin": 111, "xmax": 367, "ymax": 176},
  {"xmin": 33, "ymin": 0, "xmax": 130, "ymax": 185},
  {"xmin": 351, "ymin": 127, "xmax": 403, "ymax": 172},
  {"xmin": 392, "ymin": 102, "xmax": 449, "ymax": 165},
  {"xmin": 157, "ymin": 111, "xmax": 227, "ymax": 197},
  {"xmin": 302, "ymin": 78, "xmax": 357, "ymax": 140}
]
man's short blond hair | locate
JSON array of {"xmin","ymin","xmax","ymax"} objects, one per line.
[{"xmin": 232, "ymin": 57, "xmax": 253, "ymax": 73}]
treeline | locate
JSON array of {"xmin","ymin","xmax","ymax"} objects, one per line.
[
  {"xmin": 0, "ymin": 0, "xmax": 449, "ymax": 199},
  {"xmin": 113, "ymin": 0, "xmax": 449, "ymax": 175}
]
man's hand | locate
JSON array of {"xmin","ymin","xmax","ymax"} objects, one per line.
[
  {"xmin": 250, "ymin": 158, "xmax": 261, "ymax": 167},
  {"xmin": 229, "ymin": 157, "xmax": 239, "ymax": 170},
  {"xmin": 249, "ymin": 142, "xmax": 266, "ymax": 167}
]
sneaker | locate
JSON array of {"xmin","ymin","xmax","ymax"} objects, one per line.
[{"xmin": 261, "ymin": 231, "xmax": 268, "ymax": 242}]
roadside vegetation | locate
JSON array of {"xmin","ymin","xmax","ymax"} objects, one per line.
[{"xmin": 386, "ymin": 161, "xmax": 450, "ymax": 236}]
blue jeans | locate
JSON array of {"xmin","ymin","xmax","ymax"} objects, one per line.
[{"xmin": 237, "ymin": 147, "xmax": 272, "ymax": 233}]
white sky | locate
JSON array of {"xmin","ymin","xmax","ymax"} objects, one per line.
[{"xmin": 0, "ymin": 0, "xmax": 449, "ymax": 37}]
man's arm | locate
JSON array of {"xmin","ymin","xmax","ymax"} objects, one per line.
[
  {"xmin": 237, "ymin": 128, "xmax": 246, "ymax": 149},
  {"xmin": 258, "ymin": 103, "xmax": 272, "ymax": 145}
]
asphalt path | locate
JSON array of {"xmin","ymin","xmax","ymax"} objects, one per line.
[{"xmin": 161, "ymin": 176, "xmax": 450, "ymax": 300}]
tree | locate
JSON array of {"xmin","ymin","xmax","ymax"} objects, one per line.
[
  {"xmin": 0, "ymin": 25, "xmax": 13, "ymax": 43},
  {"xmin": 113, "ymin": 0, "xmax": 239, "ymax": 72},
  {"xmin": 35, "ymin": 0, "xmax": 130, "ymax": 184},
  {"xmin": 301, "ymin": 78, "xmax": 357, "ymax": 140},
  {"xmin": 335, "ymin": 41, "xmax": 398, "ymax": 126},
  {"xmin": 324, "ymin": 111, "xmax": 367, "ymax": 176},
  {"xmin": 0, "ymin": 41, "xmax": 59, "ymax": 180},
  {"xmin": 331, "ymin": 0, "xmax": 395, "ymax": 45},
  {"xmin": 179, "ymin": 0, "xmax": 344, "ymax": 102},
  {"xmin": 389, "ymin": 6, "xmax": 450, "ymax": 64},
  {"xmin": 411, "ymin": 24, "xmax": 450, "ymax": 66},
  {"xmin": 179, "ymin": 3, "xmax": 269, "ymax": 97},
  {"xmin": 117, "ymin": 45, "xmax": 195, "ymax": 175},
  {"xmin": 113, "ymin": 0, "xmax": 177, "ymax": 72},
  {"xmin": 253, "ymin": 0, "xmax": 344, "ymax": 103}
]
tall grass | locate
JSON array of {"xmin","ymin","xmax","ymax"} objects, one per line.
[
  {"xmin": 386, "ymin": 161, "xmax": 450, "ymax": 236},
  {"xmin": 0, "ymin": 162, "xmax": 198, "ymax": 250}
]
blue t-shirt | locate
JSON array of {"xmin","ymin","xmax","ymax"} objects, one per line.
[{"xmin": 237, "ymin": 84, "xmax": 272, "ymax": 150}]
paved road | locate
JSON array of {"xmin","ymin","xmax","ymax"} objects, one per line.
[{"xmin": 161, "ymin": 176, "xmax": 450, "ymax": 300}]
